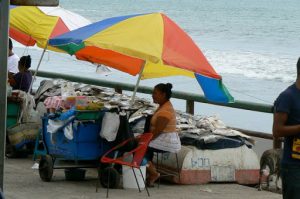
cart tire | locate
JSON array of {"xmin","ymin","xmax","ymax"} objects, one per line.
[
  {"xmin": 39, "ymin": 155, "xmax": 53, "ymax": 182},
  {"xmin": 100, "ymin": 167, "xmax": 120, "ymax": 188}
]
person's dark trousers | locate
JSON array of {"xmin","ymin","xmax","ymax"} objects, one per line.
[{"xmin": 281, "ymin": 164, "xmax": 300, "ymax": 199}]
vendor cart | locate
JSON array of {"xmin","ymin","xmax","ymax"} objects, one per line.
[
  {"xmin": 6, "ymin": 96, "xmax": 36, "ymax": 157},
  {"xmin": 35, "ymin": 110, "xmax": 112, "ymax": 182}
]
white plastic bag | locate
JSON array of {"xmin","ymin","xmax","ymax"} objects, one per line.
[
  {"xmin": 47, "ymin": 119, "xmax": 64, "ymax": 134},
  {"xmin": 100, "ymin": 112, "xmax": 120, "ymax": 141},
  {"xmin": 64, "ymin": 123, "xmax": 73, "ymax": 140}
]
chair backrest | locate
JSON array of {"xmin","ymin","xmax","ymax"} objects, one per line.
[
  {"xmin": 101, "ymin": 132, "xmax": 153, "ymax": 168},
  {"xmin": 131, "ymin": 133, "xmax": 153, "ymax": 167}
]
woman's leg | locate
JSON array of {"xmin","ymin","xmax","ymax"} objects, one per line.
[
  {"xmin": 147, "ymin": 161, "xmax": 160, "ymax": 186},
  {"xmin": 145, "ymin": 148, "xmax": 160, "ymax": 186}
]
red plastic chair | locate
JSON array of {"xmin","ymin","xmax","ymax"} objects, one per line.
[{"xmin": 100, "ymin": 133, "xmax": 153, "ymax": 198}]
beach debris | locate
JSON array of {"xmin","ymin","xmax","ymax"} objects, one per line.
[
  {"xmin": 199, "ymin": 187, "xmax": 213, "ymax": 193},
  {"xmin": 34, "ymin": 80, "xmax": 55, "ymax": 100},
  {"xmin": 213, "ymin": 128, "xmax": 255, "ymax": 144}
]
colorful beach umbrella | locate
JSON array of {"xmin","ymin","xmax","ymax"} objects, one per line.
[
  {"xmin": 49, "ymin": 13, "xmax": 234, "ymax": 103},
  {"xmin": 9, "ymin": 5, "xmax": 91, "ymax": 52},
  {"xmin": 9, "ymin": 5, "xmax": 91, "ymax": 93}
]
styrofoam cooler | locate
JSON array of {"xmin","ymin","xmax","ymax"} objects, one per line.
[{"xmin": 122, "ymin": 165, "xmax": 146, "ymax": 189}]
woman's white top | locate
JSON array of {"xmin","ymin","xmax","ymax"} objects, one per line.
[{"xmin": 149, "ymin": 132, "xmax": 181, "ymax": 153}]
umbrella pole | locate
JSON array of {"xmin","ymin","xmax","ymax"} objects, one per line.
[
  {"xmin": 130, "ymin": 62, "xmax": 146, "ymax": 106},
  {"xmin": 28, "ymin": 42, "xmax": 48, "ymax": 93}
]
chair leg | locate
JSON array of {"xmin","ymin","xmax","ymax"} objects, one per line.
[
  {"xmin": 139, "ymin": 168, "xmax": 150, "ymax": 197},
  {"xmin": 132, "ymin": 167, "xmax": 141, "ymax": 193},
  {"xmin": 156, "ymin": 152, "xmax": 159, "ymax": 171},
  {"xmin": 175, "ymin": 153, "xmax": 181, "ymax": 183},
  {"xmin": 158, "ymin": 152, "xmax": 163, "ymax": 189},
  {"xmin": 106, "ymin": 168, "xmax": 110, "ymax": 198},
  {"xmin": 155, "ymin": 152, "xmax": 159, "ymax": 188}
]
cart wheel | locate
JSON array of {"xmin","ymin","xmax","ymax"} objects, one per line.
[
  {"xmin": 100, "ymin": 167, "xmax": 120, "ymax": 188},
  {"xmin": 39, "ymin": 155, "xmax": 53, "ymax": 182}
]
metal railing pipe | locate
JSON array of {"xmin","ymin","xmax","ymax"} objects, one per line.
[
  {"xmin": 34, "ymin": 70, "xmax": 274, "ymax": 113},
  {"xmin": 231, "ymin": 127, "xmax": 273, "ymax": 140}
]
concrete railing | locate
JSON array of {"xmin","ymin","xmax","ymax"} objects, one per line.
[{"xmin": 34, "ymin": 70, "xmax": 280, "ymax": 148}]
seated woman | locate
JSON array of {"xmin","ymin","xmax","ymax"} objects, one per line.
[
  {"xmin": 9, "ymin": 55, "xmax": 32, "ymax": 93},
  {"xmin": 146, "ymin": 83, "xmax": 181, "ymax": 186}
]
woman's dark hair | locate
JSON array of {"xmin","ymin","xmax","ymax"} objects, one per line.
[
  {"xmin": 19, "ymin": 55, "xmax": 31, "ymax": 69},
  {"xmin": 154, "ymin": 83, "xmax": 173, "ymax": 100},
  {"xmin": 9, "ymin": 38, "xmax": 13, "ymax": 50}
]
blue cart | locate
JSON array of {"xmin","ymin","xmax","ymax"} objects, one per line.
[{"xmin": 35, "ymin": 110, "xmax": 111, "ymax": 182}]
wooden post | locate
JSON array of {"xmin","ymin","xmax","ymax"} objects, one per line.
[
  {"xmin": 115, "ymin": 88, "xmax": 122, "ymax": 94},
  {"xmin": 0, "ymin": 0, "xmax": 9, "ymax": 191},
  {"xmin": 186, "ymin": 100, "xmax": 194, "ymax": 115}
]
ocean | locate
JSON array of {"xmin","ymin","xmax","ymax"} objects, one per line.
[{"xmin": 12, "ymin": 0, "xmax": 300, "ymax": 133}]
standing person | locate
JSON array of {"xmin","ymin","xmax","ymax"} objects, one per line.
[
  {"xmin": 273, "ymin": 57, "xmax": 300, "ymax": 199},
  {"xmin": 9, "ymin": 55, "xmax": 32, "ymax": 93},
  {"xmin": 145, "ymin": 83, "xmax": 181, "ymax": 187},
  {"xmin": 8, "ymin": 38, "xmax": 19, "ymax": 75}
]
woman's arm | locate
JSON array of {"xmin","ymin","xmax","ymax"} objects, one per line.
[
  {"xmin": 151, "ymin": 116, "xmax": 169, "ymax": 139},
  {"xmin": 8, "ymin": 72, "xmax": 14, "ymax": 79},
  {"xmin": 8, "ymin": 76, "xmax": 16, "ymax": 87}
]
